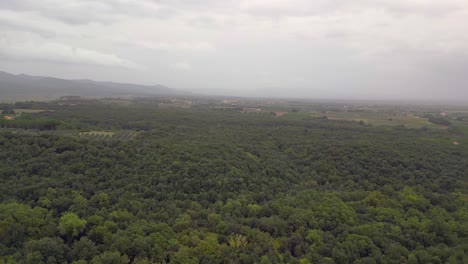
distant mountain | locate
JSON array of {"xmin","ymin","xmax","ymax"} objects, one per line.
[{"xmin": 0, "ymin": 71, "xmax": 182, "ymax": 102}]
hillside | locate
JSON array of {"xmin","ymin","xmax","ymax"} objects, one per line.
[{"xmin": 0, "ymin": 71, "xmax": 180, "ymax": 102}]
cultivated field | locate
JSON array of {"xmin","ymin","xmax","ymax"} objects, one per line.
[
  {"xmin": 79, "ymin": 131, "xmax": 115, "ymax": 137},
  {"xmin": 13, "ymin": 109, "xmax": 49, "ymax": 114},
  {"xmin": 78, "ymin": 130, "xmax": 139, "ymax": 141}
]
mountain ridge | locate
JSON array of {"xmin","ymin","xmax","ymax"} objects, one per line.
[{"xmin": 0, "ymin": 71, "xmax": 182, "ymax": 102}]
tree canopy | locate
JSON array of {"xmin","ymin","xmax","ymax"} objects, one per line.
[{"xmin": 0, "ymin": 99, "xmax": 466, "ymax": 263}]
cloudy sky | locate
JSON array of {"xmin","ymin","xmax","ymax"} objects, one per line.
[{"xmin": 1, "ymin": 0, "xmax": 467, "ymax": 101}]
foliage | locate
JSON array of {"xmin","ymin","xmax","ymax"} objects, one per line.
[
  {"xmin": 0, "ymin": 100, "xmax": 467, "ymax": 263},
  {"xmin": 58, "ymin": 213, "xmax": 87, "ymax": 243},
  {"xmin": 1, "ymin": 109, "xmax": 15, "ymax": 115}
]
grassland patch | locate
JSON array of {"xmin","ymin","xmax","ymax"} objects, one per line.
[
  {"xmin": 13, "ymin": 109, "xmax": 49, "ymax": 114},
  {"xmin": 79, "ymin": 131, "xmax": 115, "ymax": 137}
]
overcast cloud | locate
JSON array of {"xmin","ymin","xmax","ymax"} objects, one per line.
[{"xmin": 0, "ymin": 0, "xmax": 467, "ymax": 101}]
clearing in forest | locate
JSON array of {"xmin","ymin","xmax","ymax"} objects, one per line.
[{"xmin": 79, "ymin": 131, "xmax": 115, "ymax": 137}]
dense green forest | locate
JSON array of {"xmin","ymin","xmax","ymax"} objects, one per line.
[{"xmin": 0, "ymin": 99, "xmax": 467, "ymax": 263}]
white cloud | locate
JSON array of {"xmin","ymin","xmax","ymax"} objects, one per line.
[
  {"xmin": 275, "ymin": 2, "xmax": 468, "ymax": 58},
  {"xmin": 0, "ymin": 0, "xmax": 468, "ymax": 99},
  {"xmin": 136, "ymin": 41, "xmax": 215, "ymax": 52},
  {"xmin": 0, "ymin": 0, "xmax": 165, "ymax": 24},
  {"xmin": 0, "ymin": 9, "xmax": 76, "ymax": 37},
  {"xmin": 170, "ymin": 62, "xmax": 192, "ymax": 72},
  {"xmin": 0, "ymin": 31, "xmax": 144, "ymax": 69},
  {"xmin": 239, "ymin": 0, "xmax": 342, "ymax": 16}
]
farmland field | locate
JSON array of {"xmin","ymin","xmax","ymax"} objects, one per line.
[
  {"xmin": 79, "ymin": 131, "xmax": 115, "ymax": 137},
  {"xmin": 13, "ymin": 109, "xmax": 49, "ymax": 114}
]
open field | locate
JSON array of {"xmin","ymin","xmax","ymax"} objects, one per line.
[
  {"xmin": 79, "ymin": 131, "xmax": 115, "ymax": 137},
  {"xmin": 78, "ymin": 130, "xmax": 139, "ymax": 141},
  {"xmin": 13, "ymin": 109, "xmax": 49, "ymax": 114},
  {"xmin": 0, "ymin": 128, "xmax": 139, "ymax": 141},
  {"xmin": 299, "ymin": 111, "xmax": 446, "ymax": 129}
]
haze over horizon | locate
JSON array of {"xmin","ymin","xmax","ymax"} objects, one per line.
[{"xmin": 1, "ymin": 1, "xmax": 467, "ymax": 101}]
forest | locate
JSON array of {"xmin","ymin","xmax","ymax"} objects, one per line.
[{"xmin": 0, "ymin": 98, "xmax": 467, "ymax": 264}]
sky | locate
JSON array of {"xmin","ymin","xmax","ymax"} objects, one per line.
[{"xmin": 0, "ymin": 0, "xmax": 468, "ymax": 101}]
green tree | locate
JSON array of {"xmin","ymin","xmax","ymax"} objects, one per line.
[
  {"xmin": 58, "ymin": 212, "xmax": 87, "ymax": 244},
  {"xmin": 24, "ymin": 237, "xmax": 67, "ymax": 263},
  {"xmin": 1, "ymin": 109, "xmax": 15, "ymax": 115},
  {"xmin": 91, "ymin": 251, "xmax": 130, "ymax": 264},
  {"xmin": 70, "ymin": 236, "xmax": 98, "ymax": 262},
  {"xmin": 332, "ymin": 234, "xmax": 379, "ymax": 264}
]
